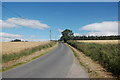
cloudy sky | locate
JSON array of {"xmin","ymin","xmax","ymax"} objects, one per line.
[{"xmin": 1, "ymin": 2, "xmax": 118, "ymax": 41}]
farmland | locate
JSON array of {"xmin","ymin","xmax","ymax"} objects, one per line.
[
  {"xmin": 76, "ymin": 40, "xmax": 119, "ymax": 44},
  {"xmin": 2, "ymin": 41, "xmax": 56, "ymax": 63},
  {"xmin": 2, "ymin": 41, "xmax": 57, "ymax": 71},
  {"xmin": 67, "ymin": 40, "xmax": 120, "ymax": 76},
  {"xmin": 1, "ymin": 41, "xmax": 50, "ymax": 54}
]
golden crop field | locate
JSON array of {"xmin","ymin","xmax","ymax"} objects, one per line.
[
  {"xmin": 1, "ymin": 41, "xmax": 50, "ymax": 54},
  {"xmin": 76, "ymin": 40, "xmax": 119, "ymax": 44}
]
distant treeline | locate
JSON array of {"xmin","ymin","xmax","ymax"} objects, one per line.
[
  {"xmin": 73, "ymin": 35, "xmax": 120, "ymax": 40},
  {"xmin": 11, "ymin": 39, "xmax": 28, "ymax": 42},
  {"xmin": 60, "ymin": 29, "xmax": 120, "ymax": 42}
]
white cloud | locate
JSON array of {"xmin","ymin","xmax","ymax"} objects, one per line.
[
  {"xmin": 81, "ymin": 21, "xmax": 118, "ymax": 36},
  {"xmin": 0, "ymin": 18, "xmax": 50, "ymax": 29},
  {"xmin": 59, "ymin": 34, "xmax": 62, "ymax": 38},
  {"xmin": 74, "ymin": 33, "xmax": 81, "ymax": 36},
  {"xmin": 26, "ymin": 39, "xmax": 49, "ymax": 41},
  {"xmin": 58, "ymin": 28, "xmax": 63, "ymax": 32},
  {"xmin": 86, "ymin": 32, "xmax": 118, "ymax": 36},
  {"xmin": 0, "ymin": 32, "xmax": 22, "ymax": 38},
  {"xmin": 0, "ymin": 38, "xmax": 12, "ymax": 41},
  {"xmin": 58, "ymin": 28, "xmax": 63, "ymax": 39},
  {"xmin": 0, "ymin": 32, "xmax": 49, "ymax": 42},
  {"xmin": 0, "ymin": 20, "xmax": 17, "ymax": 28},
  {"xmin": 0, "ymin": 32, "xmax": 23, "ymax": 41}
]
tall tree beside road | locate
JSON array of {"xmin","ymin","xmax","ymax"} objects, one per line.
[{"xmin": 60, "ymin": 29, "xmax": 74, "ymax": 42}]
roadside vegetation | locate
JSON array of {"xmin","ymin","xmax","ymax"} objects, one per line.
[
  {"xmin": 2, "ymin": 41, "xmax": 56, "ymax": 63},
  {"xmin": 59, "ymin": 29, "xmax": 120, "ymax": 78},
  {"xmin": 67, "ymin": 41, "xmax": 120, "ymax": 77}
]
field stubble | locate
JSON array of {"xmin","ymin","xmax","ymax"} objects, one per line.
[
  {"xmin": 76, "ymin": 40, "xmax": 119, "ymax": 44},
  {"xmin": 1, "ymin": 41, "xmax": 50, "ymax": 54},
  {"xmin": 1, "ymin": 41, "xmax": 57, "ymax": 71}
]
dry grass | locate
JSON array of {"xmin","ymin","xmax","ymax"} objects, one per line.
[
  {"xmin": 76, "ymin": 40, "xmax": 119, "ymax": 44},
  {"xmin": 2, "ymin": 43, "xmax": 58, "ymax": 71},
  {"xmin": 68, "ymin": 41, "xmax": 120, "ymax": 77},
  {"xmin": 1, "ymin": 41, "xmax": 50, "ymax": 54},
  {"xmin": 68, "ymin": 44, "xmax": 114, "ymax": 78}
]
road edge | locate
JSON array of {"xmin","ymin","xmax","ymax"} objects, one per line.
[
  {"xmin": 65, "ymin": 43, "xmax": 89, "ymax": 78},
  {"xmin": 2, "ymin": 42, "xmax": 58, "ymax": 72}
]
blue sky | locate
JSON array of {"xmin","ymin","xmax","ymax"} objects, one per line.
[{"xmin": 1, "ymin": 2, "xmax": 118, "ymax": 41}]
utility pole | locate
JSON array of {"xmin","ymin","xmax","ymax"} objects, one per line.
[{"xmin": 50, "ymin": 30, "xmax": 51, "ymax": 41}]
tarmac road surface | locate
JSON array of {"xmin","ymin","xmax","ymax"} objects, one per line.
[{"xmin": 3, "ymin": 42, "xmax": 89, "ymax": 78}]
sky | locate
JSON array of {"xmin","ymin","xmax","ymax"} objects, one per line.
[
  {"xmin": 2, "ymin": 0, "xmax": 120, "ymax": 2},
  {"xmin": 0, "ymin": 2, "xmax": 118, "ymax": 41}
]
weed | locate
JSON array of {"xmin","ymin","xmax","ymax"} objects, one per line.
[{"xmin": 67, "ymin": 41, "xmax": 120, "ymax": 76}]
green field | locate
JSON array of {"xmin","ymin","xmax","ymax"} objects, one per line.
[{"xmin": 67, "ymin": 41, "xmax": 120, "ymax": 76}]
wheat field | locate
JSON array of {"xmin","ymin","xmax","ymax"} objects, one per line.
[
  {"xmin": 76, "ymin": 40, "xmax": 119, "ymax": 44},
  {"xmin": 1, "ymin": 41, "xmax": 50, "ymax": 54}
]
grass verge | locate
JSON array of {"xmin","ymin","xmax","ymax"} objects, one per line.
[
  {"xmin": 67, "ymin": 43, "xmax": 115, "ymax": 78},
  {"xmin": 2, "ymin": 41, "xmax": 57, "ymax": 72},
  {"xmin": 3, "ymin": 41, "xmax": 56, "ymax": 63},
  {"xmin": 66, "ymin": 44, "xmax": 88, "ymax": 72},
  {"xmin": 67, "ymin": 41, "xmax": 120, "ymax": 77},
  {"xmin": 2, "ymin": 48, "xmax": 54, "ymax": 72}
]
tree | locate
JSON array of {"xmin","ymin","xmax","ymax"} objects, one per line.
[
  {"xmin": 11, "ymin": 39, "xmax": 22, "ymax": 42},
  {"xmin": 60, "ymin": 29, "xmax": 74, "ymax": 42}
]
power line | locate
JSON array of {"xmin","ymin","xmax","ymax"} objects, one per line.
[{"xmin": 1, "ymin": 3, "xmax": 24, "ymax": 18}]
